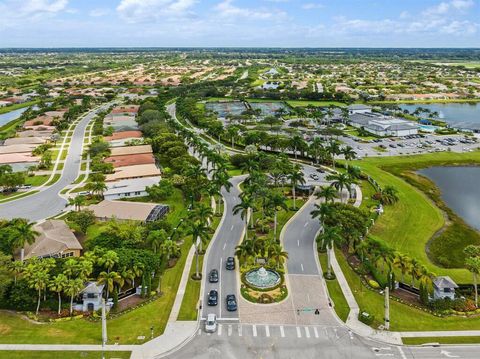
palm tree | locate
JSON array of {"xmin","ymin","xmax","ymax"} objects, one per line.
[
  {"xmin": 409, "ymin": 258, "xmax": 423, "ymax": 288},
  {"xmin": 50, "ymin": 274, "xmax": 68, "ymax": 315},
  {"xmin": 235, "ymin": 241, "xmax": 253, "ymax": 267},
  {"xmin": 310, "ymin": 202, "xmax": 333, "ymax": 229},
  {"xmin": 97, "ymin": 250, "xmax": 119, "ymax": 274},
  {"xmin": 11, "ymin": 218, "xmax": 39, "ymax": 262},
  {"xmin": 316, "ymin": 185, "xmax": 338, "ymax": 204},
  {"xmin": 64, "ymin": 278, "xmax": 85, "ymax": 315},
  {"xmin": 288, "ymin": 165, "xmax": 305, "ymax": 210},
  {"xmin": 160, "ymin": 239, "xmax": 180, "ymax": 261},
  {"xmin": 226, "ymin": 125, "xmax": 240, "ymax": 148},
  {"xmin": 346, "ymin": 165, "xmax": 362, "ymax": 181},
  {"xmin": 85, "ymin": 180, "xmax": 107, "ymax": 198},
  {"xmin": 379, "ymin": 185, "xmax": 399, "ymax": 205},
  {"xmin": 9, "ymin": 261, "xmax": 23, "ymax": 284},
  {"xmin": 326, "ymin": 172, "xmax": 353, "ymax": 203},
  {"xmin": 393, "ymin": 253, "xmax": 411, "ymax": 283},
  {"xmin": 290, "ymin": 135, "xmax": 306, "ymax": 160},
  {"xmin": 268, "ymin": 243, "xmax": 289, "ymax": 269},
  {"xmin": 341, "ymin": 146, "xmax": 357, "ymax": 164},
  {"xmin": 132, "ymin": 263, "xmax": 144, "ymax": 288},
  {"xmin": 267, "ymin": 192, "xmax": 288, "ymax": 241},
  {"xmin": 97, "ymin": 271, "xmax": 123, "ymax": 300},
  {"xmin": 465, "ymin": 257, "xmax": 480, "ymax": 307},
  {"xmin": 419, "ymin": 266, "xmax": 435, "ymax": 298},
  {"xmin": 188, "ymin": 220, "xmax": 209, "ymax": 278},
  {"xmin": 327, "ymin": 140, "xmax": 341, "ymax": 169},
  {"xmin": 147, "ymin": 229, "xmax": 167, "ymax": 254},
  {"xmin": 191, "ymin": 203, "xmax": 214, "ymax": 227},
  {"xmin": 28, "ymin": 269, "xmax": 50, "ymax": 316},
  {"xmin": 233, "ymin": 195, "xmax": 254, "ymax": 240},
  {"xmin": 317, "ymin": 225, "xmax": 344, "ymax": 278},
  {"xmin": 68, "ymin": 195, "xmax": 86, "ymax": 211}
]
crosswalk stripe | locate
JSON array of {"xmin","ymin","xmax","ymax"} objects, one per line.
[
  {"xmin": 238, "ymin": 325, "xmax": 242, "ymax": 337},
  {"xmin": 198, "ymin": 329, "xmax": 202, "ymax": 335},
  {"xmin": 313, "ymin": 327, "xmax": 319, "ymax": 338},
  {"xmin": 228, "ymin": 325, "xmax": 232, "ymax": 336},
  {"xmin": 305, "ymin": 327, "xmax": 310, "ymax": 338},
  {"xmin": 296, "ymin": 326, "xmax": 302, "ymax": 338},
  {"xmin": 252, "ymin": 325, "xmax": 257, "ymax": 337},
  {"xmin": 218, "ymin": 324, "xmax": 222, "ymax": 336},
  {"xmin": 265, "ymin": 325, "xmax": 270, "ymax": 337},
  {"xmin": 280, "ymin": 325, "xmax": 285, "ymax": 338}
]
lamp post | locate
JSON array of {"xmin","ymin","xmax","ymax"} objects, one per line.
[{"xmin": 101, "ymin": 298, "xmax": 107, "ymax": 359}]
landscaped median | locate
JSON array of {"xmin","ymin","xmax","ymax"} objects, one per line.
[{"xmin": 0, "ymin": 351, "xmax": 131, "ymax": 359}]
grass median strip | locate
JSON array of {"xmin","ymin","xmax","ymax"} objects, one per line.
[
  {"xmin": 402, "ymin": 336, "xmax": 480, "ymax": 345},
  {"xmin": 0, "ymin": 351, "xmax": 131, "ymax": 359}
]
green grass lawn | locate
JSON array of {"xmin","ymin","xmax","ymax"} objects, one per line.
[
  {"xmin": 318, "ymin": 253, "xmax": 350, "ymax": 322},
  {"xmin": 0, "ymin": 190, "xmax": 39, "ymax": 202},
  {"xmin": 350, "ymin": 152, "xmax": 480, "ymax": 283},
  {"xmin": 403, "ymin": 336, "xmax": 480, "ymax": 345},
  {"xmin": 335, "ymin": 249, "xmax": 480, "ymax": 331},
  {"xmin": 0, "ymin": 351, "xmax": 131, "ymax": 359},
  {"xmin": 25, "ymin": 175, "xmax": 50, "ymax": 187}
]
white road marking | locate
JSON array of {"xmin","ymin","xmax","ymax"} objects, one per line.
[
  {"xmin": 324, "ymin": 328, "xmax": 328, "ymax": 336},
  {"xmin": 238, "ymin": 325, "xmax": 242, "ymax": 337},
  {"xmin": 296, "ymin": 327, "xmax": 302, "ymax": 338},
  {"xmin": 440, "ymin": 350, "xmax": 459, "ymax": 358},
  {"xmin": 300, "ymin": 263, "xmax": 304, "ymax": 272},
  {"xmin": 198, "ymin": 329, "xmax": 202, "ymax": 335},
  {"xmin": 304, "ymin": 222, "xmax": 308, "ymax": 227},
  {"xmin": 397, "ymin": 347, "xmax": 407, "ymax": 359},
  {"xmin": 223, "ymin": 242, "xmax": 227, "ymax": 250},
  {"xmin": 252, "ymin": 325, "xmax": 257, "ymax": 337},
  {"xmin": 230, "ymin": 225, "xmax": 234, "ymax": 231},
  {"xmin": 306, "ymin": 294, "xmax": 310, "ymax": 302},
  {"xmin": 313, "ymin": 327, "xmax": 319, "ymax": 338},
  {"xmin": 228, "ymin": 325, "xmax": 232, "ymax": 336},
  {"xmin": 297, "ymin": 240, "xmax": 300, "ymax": 247},
  {"xmin": 218, "ymin": 324, "xmax": 222, "ymax": 336},
  {"xmin": 265, "ymin": 325, "xmax": 270, "ymax": 337},
  {"xmin": 305, "ymin": 327, "xmax": 310, "ymax": 338},
  {"xmin": 334, "ymin": 328, "xmax": 339, "ymax": 339},
  {"xmin": 280, "ymin": 326, "xmax": 285, "ymax": 338}
]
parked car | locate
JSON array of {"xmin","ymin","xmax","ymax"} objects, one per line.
[
  {"xmin": 209, "ymin": 269, "xmax": 219, "ymax": 283},
  {"xmin": 226, "ymin": 294, "xmax": 237, "ymax": 311},
  {"xmin": 205, "ymin": 313, "xmax": 217, "ymax": 333},
  {"xmin": 226, "ymin": 257, "xmax": 235, "ymax": 270},
  {"xmin": 208, "ymin": 290, "xmax": 218, "ymax": 306}
]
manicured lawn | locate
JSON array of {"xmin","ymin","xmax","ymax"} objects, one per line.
[
  {"xmin": 318, "ymin": 253, "xmax": 350, "ymax": 322},
  {"xmin": 335, "ymin": 249, "xmax": 480, "ymax": 331},
  {"xmin": 350, "ymin": 152, "xmax": 480, "ymax": 283},
  {"xmin": 0, "ymin": 190, "xmax": 39, "ymax": 202},
  {"xmin": 25, "ymin": 175, "xmax": 50, "ymax": 187},
  {"xmin": 403, "ymin": 336, "xmax": 480, "ymax": 345},
  {"xmin": 0, "ymin": 351, "xmax": 131, "ymax": 359}
]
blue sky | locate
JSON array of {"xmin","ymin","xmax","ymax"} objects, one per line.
[{"xmin": 0, "ymin": 0, "xmax": 479, "ymax": 47}]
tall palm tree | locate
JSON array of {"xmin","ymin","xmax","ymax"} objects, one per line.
[
  {"xmin": 160, "ymin": 239, "xmax": 180, "ymax": 261},
  {"xmin": 268, "ymin": 243, "xmax": 289, "ymax": 270},
  {"xmin": 50, "ymin": 274, "xmax": 68, "ymax": 315},
  {"xmin": 188, "ymin": 220, "xmax": 209, "ymax": 278},
  {"xmin": 393, "ymin": 253, "xmax": 411, "ymax": 283},
  {"xmin": 28, "ymin": 269, "xmax": 50, "ymax": 316},
  {"xmin": 341, "ymin": 146, "xmax": 357, "ymax": 164},
  {"xmin": 85, "ymin": 180, "xmax": 107, "ymax": 198},
  {"xmin": 288, "ymin": 165, "xmax": 305, "ymax": 210},
  {"xmin": 233, "ymin": 195, "xmax": 254, "ymax": 240},
  {"xmin": 267, "ymin": 192, "xmax": 288, "ymax": 241},
  {"xmin": 235, "ymin": 241, "xmax": 253, "ymax": 267},
  {"xmin": 327, "ymin": 140, "xmax": 341, "ymax": 169},
  {"xmin": 9, "ymin": 261, "xmax": 23, "ymax": 284},
  {"xmin": 65, "ymin": 278, "xmax": 85, "ymax": 315},
  {"xmin": 310, "ymin": 202, "xmax": 333, "ymax": 230},
  {"xmin": 191, "ymin": 203, "xmax": 214, "ymax": 227},
  {"xmin": 465, "ymin": 257, "xmax": 480, "ymax": 307},
  {"xmin": 147, "ymin": 229, "xmax": 167, "ymax": 254},
  {"xmin": 409, "ymin": 258, "xmax": 423, "ymax": 288},
  {"xmin": 317, "ymin": 225, "xmax": 344, "ymax": 278},
  {"xmin": 97, "ymin": 271, "xmax": 123, "ymax": 300},
  {"xmin": 326, "ymin": 172, "xmax": 353, "ymax": 203},
  {"xmin": 68, "ymin": 195, "xmax": 86, "ymax": 211},
  {"xmin": 11, "ymin": 218, "xmax": 39, "ymax": 262},
  {"xmin": 97, "ymin": 250, "xmax": 119, "ymax": 274},
  {"xmin": 316, "ymin": 185, "xmax": 338, "ymax": 204}
]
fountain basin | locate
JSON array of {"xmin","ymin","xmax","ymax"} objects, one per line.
[{"xmin": 244, "ymin": 267, "xmax": 281, "ymax": 289}]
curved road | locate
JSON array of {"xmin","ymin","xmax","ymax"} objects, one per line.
[{"xmin": 0, "ymin": 103, "xmax": 111, "ymax": 221}]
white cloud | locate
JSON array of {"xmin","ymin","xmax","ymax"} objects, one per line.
[
  {"xmin": 116, "ymin": 0, "xmax": 196, "ymax": 23},
  {"xmin": 0, "ymin": 0, "xmax": 69, "ymax": 28},
  {"xmin": 214, "ymin": 0, "xmax": 286, "ymax": 20},
  {"xmin": 89, "ymin": 8, "xmax": 109, "ymax": 17},
  {"xmin": 301, "ymin": 2, "xmax": 323, "ymax": 10},
  {"xmin": 423, "ymin": 0, "xmax": 474, "ymax": 16}
]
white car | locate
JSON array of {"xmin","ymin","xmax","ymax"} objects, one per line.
[{"xmin": 205, "ymin": 313, "xmax": 217, "ymax": 333}]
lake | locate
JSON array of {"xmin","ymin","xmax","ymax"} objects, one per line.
[
  {"xmin": 418, "ymin": 166, "xmax": 480, "ymax": 230},
  {"xmin": 400, "ymin": 103, "xmax": 480, "ymax": 130},
  {"xmin": 0, "ymin": 106, "xmax": 29, "ymax": 127}
]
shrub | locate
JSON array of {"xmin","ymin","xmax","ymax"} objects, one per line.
[
  {"xmin": 368, "ymin": 280, "xmax": 380, "ymax": 289},
  {"xmin": 358, "ymin": 311, "xmax": 374, "ymax": 325}
]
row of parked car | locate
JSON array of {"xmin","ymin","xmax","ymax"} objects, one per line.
[{"xmin": 205, "ymin": 256, "xmax": 237, "ymax": 333}]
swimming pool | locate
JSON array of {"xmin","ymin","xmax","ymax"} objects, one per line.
[{"xmin": 419, "ymin": 124, "xmax": 438, "ymax": 133}]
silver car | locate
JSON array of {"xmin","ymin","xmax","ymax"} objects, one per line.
[{"xmin": 205, "ymin": 313, "xmax": 217, "ymax": 333}]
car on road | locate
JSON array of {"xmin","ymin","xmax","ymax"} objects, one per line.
[
  {"xmin": 209, "ymin": 269, "xmax": 219, "ymax": 283},
  {"xmin": 226, "ymin": 294, "xmax": 237, "ymax": 311},
  {"xmin": 226, "ymin": 257, "xmax": 235, "ymax": 270},
  {"xmin": 208, "ymin": 290, "xmax": 218, "ymax": 306},
  {"xmin": 309, "ymin": 173, "xmax": 319, "ymax": 180},
  {"xmin": 205, "ymin": 313, "xmax": 217, "ymax": 333}
]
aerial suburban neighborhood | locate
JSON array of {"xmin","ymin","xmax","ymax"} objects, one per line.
[{"xmin": 1, "ymin": 1, "xmax": 480, "ymax": 359}]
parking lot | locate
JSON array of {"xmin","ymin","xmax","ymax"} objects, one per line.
[{"xmin": 341, "ymin": 133, "xmax": 480, "ymax": 158}]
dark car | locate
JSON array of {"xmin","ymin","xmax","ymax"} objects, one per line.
[
  {"xmin": 208, "ymin": 290, "xmax": 218, "ymax": 306},
  {"xmin": 226, "ymin": 294, "xmax": 237, "ymax": 311},
  {"xmin": 209, "ymin": 269, "xmax": 219, "ymax": 283},
  {"xmin": 226, "ymin": 257, "xmax": 235, "ymax": 270}
]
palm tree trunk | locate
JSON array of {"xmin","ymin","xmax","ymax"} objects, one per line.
[
  {"xmin": 195, "ymin": 251, "xmax": 199, "ymax": 278},
  {"xmin": 36, "ymin": 289, "xmax": 41, "ymax": 316},
  {"xmin": 58, "ymin": 292, "xmax": 62, "ymax": 315},
  {"xmin": 244, "ymin": 216, "xmax": 248, "ymax": 241},
  {"xmin": 294, "ymin": 146, "xmax": 297, "ymax": 160},
  {"xmin": 292, "ymin": 186, "xmax": 296, "ymax": 210},
  {"xmin": 474, "ymin": 273, "xmax": 478, "ymax": 307},
  {"xmin": 327, "ymin": 247, "xmax": 332, "ymax": 278},
  {"xmin": 274, "ymin": 211, "xmax": 277, "ymax": 241},
  {"xmin": 70, "ymin": 295, "xmax": 74, "ymax": 315},
  {"xmin": 20, "ymin": 248, "xmax": 25, "ymax": 263}
]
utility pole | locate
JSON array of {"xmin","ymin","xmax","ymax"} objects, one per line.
[
  {"xmin": 384, "ymin": 286, "xmax": 390, "ymax": 331},
  {"xmin": 102, "ymin": 298, "xmax": 107, "ymax": 359}
]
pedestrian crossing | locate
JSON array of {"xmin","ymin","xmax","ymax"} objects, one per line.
[{"xmin": 198, "ymin": 324, "xmax": 348, "ymax": 340}]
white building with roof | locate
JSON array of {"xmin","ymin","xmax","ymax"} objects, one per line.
[
  {"xmin": 104, "ymin": 177, "xmax": 161, "ymax": 200},
  {"xmin": 433, "ymin": 276, "xmax": 458, "ymax": 300},
  {"xmin": 349, "ymin": 112, "xmax": 418, "ymax": 137}
]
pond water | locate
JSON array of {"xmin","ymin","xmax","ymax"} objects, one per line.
[
  {"xmin": 0, "ymin": 107, "xmax": 29, "ymax": 127},
  {"xmin": 400, "ymin": 103, "xmax": 480, "ymax": 130},
  {"xmin": 418, "ymin": 166, "xmax": 480, "ymax": 230}
]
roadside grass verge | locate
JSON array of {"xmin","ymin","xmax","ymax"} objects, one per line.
[
  {"xmin": 318, "ymin": 253, "xmax": 350, "ymax": 322},
  {"xmin": 0, "ymin": 190, "xmax": 39, "ymax": 203},
  {"xmin": 0, "ymin": 351, "xmax": 131, "ymax": 359},
  {"xmin": 402, "ymin": 336, "xmax": 480, "ymax": 345}
]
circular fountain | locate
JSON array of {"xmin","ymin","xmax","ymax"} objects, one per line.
[{"xmin": 245, "ymin": 267, "xmax": 281, "ymax": 289}]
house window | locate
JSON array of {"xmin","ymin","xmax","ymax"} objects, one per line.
[
  {"xmin": 444, "ymin": 288, "xmax": 451, "ymax": 293},
  {"xmin": 125, "ymin": 192, "xmax": 131, "ymax": 197},
  {"xmin": 87, "ymin": 293, "xmax": 96, "ymax": 299},
  {"xmin": 61, "ymin": 252, "xmax": 73, "ymax": 258},
  {"xmin": 135, "ymin": 191, "xmax": 141, "ymax": 195}
]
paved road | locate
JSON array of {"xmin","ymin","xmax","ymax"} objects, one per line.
[
  {"xmin": 202, "ymin": 176, "xmax": 246, "ymax": 321},
  {"xmin": 0, "ymin": 103, "xmax": 111, "ymax": 221}
]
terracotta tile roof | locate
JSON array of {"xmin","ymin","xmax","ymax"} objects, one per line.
[
  {"xmin": 104, "ymin": 153, "xmax": 155, "ymax": 168},
  {"xmin": 110, "ymin": 144, "xmax": 152, "ymax": 157},
  {"xmin": 104, "ymin": 131, "xmax": 143, "ymax": 141}
]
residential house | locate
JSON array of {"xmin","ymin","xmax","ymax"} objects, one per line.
[
  {"xmin": 105, "ymin": 164, "xmax": 161, "ymax": 182},
  {"xmin": 109, "ymin": 145, "xmax": 152, "ymax": 157},
  {"xmin": 0, "ymin": 153, "xmax": 39, "ymax": 172},
  {"xmin": 104, "ymin": 131, "xmax": 143, "ymax": 142},
  {"xmin": 105, "ymin": 153, "xmax": 155, "ymax": 168},
  {"xmin": 77, "ymin": 282, "xmax": 105, "ymax": 312},
  {"xmin": 433, "ymin": 276, "xmax": 458, "ymax": 300},
  {"xmin": 89, "ymin": 200, "xmax": 169, "ymax": 222},
  {"xmin": 104, "ymin": 177, "xmax": 161, "ymax": 200}
]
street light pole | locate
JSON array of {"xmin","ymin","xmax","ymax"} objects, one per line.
[
  {"xmin": 384, "ymin": 286, "xmax": 390, "ymax": 331},
  {"xmin": 102, "ymin": 298, "xmax": 107, "ymax": 359}
]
